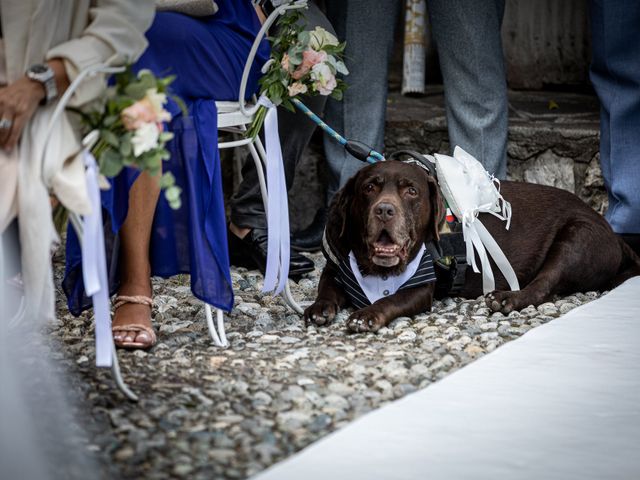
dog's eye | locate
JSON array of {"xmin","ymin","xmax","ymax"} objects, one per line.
[
  {"xmin": 364, "ymin": 183, "xmax": 375, "ymax": 193},
  {"xmin": 407, "ymin": 187, "xmax": 418, "ymax": 196}
]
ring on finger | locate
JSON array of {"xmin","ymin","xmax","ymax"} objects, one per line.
[{"xmin": 0, "ymin": 118, "xmax": 12, "ymax": 130}]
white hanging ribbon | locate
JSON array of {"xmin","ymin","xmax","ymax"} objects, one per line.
[
  {"xmin": 257, "ymin": 95, "xmax": 290, "ymax": 294},
  {"xmin": 81, "ymin": 150, "xmax": 112, "ymax": 367},
  {"xmin": 461, "ymin": 209, "xmax": 520, "ymax": 295}
]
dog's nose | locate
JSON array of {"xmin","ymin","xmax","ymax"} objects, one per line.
[{"xmin": 375, "ymin": 202, "xmax": 396, "ymax": 222}]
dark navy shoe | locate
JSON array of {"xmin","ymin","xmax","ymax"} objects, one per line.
[{"xmin": 228, "ymin": 228, "xmax": 315, "ymax": 277}]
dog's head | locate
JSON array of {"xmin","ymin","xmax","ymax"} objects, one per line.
[{"xmin": 326, "ymin": 160, "xmax": 444, "ymax": 275}]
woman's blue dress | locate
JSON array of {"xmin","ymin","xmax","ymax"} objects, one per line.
[{"xmin": 64, "ymin": 1, "xmax": 269, "ymax": 314}]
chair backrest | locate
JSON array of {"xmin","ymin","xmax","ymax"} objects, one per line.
[{"xmin": 239, "ymin": 0, "xmax": 309, "ymax": 117}]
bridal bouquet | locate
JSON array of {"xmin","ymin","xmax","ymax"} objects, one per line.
[
  {"xmin": 71, "ymin": 68, "xmax": 184, "ymax": 209},
  {"xmin": 245, "ymin": 9, "xmax": 348, "ymax": 139}
]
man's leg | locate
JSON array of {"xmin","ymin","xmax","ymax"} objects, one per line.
[
  {"xmin": 229, "ymin": 1, "xmax": 333, "ymax": 273},
  {"xmin": 323, "ymin": 0, "xmax": 402, "ymax": 201},
  {"xmin": 427, "ymin": 0, "xmax": 508, "ymax": 179},
  {"xmin": 589, "ymin": 0, "xmax": 640, "ymax": 247}
]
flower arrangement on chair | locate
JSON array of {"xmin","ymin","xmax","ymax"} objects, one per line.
[
  {"xmin": 70, "ymin": 68, "xmax": 184, "ymax": 209},
  {"xmin": 246, "ymin": 8, "xmax": 349, "ymax": 139}
]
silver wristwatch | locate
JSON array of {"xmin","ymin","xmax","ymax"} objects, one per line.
[{"xmin": 26, "ymin": 64, "xmax": 58, "ymax": 105}]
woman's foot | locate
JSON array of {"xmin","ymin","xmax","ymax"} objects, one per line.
[{"xmin": 112, "ymin": 284, "xmax": 156, "ymax": 349}]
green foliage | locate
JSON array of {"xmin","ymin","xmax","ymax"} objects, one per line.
[
  {"xmin": 70, "ymin": 66, "xmax": 182, "ymax": 209},
  {"xmin": 246, "ymin": 8, "xmax": 348, "ymax": 139}
]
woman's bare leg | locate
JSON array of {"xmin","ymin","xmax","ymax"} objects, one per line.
[{"xmin": 112, "ymin": 172, "xmax": 161, "ymax": 346}]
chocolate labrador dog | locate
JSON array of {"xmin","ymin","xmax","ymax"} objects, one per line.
[{"xmin": 304, "ymin": 160, "xmax": 640, "ymax": 333}]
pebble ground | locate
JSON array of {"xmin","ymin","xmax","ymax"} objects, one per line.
[{"xmin": 51, "ymin": 253, "xmax": 603, "ymax": 479}]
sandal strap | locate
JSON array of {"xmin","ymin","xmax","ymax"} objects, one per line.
[{"xmin": 113, "ymin": 295, "xmax": 153, "ymax": 311}]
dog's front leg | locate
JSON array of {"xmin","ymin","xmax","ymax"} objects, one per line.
[
  {"xmin": 347, "ymin": 284, "xmax": 435, "ymax": 333},
  {"xmin": 304, "ymin": 265, "xmax": 348, "ymax": 326}
]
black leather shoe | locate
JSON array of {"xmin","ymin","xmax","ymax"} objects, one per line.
[
  {"xmin": 228, "ymin": 228, "xmax": 314, "ymax": 277},
  {"xmin": 291, "ymin": 208, "xmax": 326, "ymax": 253}
]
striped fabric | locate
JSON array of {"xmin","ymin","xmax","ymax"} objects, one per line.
[{"xmin": 322, "ymin": 235, "xmax": 437, "ymax": 309}]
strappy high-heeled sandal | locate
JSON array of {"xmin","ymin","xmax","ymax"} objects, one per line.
[{"xmin": 112, "ymin": 295, "xmax": 157, "ymax": 349}]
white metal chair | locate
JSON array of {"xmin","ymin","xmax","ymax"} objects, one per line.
[{"xmin": 204, "ymin": 0, "xmax": 307, "ymax": 347}]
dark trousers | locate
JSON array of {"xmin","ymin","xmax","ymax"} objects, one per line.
[{"xmin": 230, "ymin": 2, "xmax": 335, "ymax": 230}]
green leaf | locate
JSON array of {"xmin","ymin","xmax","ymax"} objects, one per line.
[
  {"xmin": 159, "ymin": 131, "xmax": 174, "ymax": 143},
  {"xmin": 165, "ymin": 185, "xmax": 182, "ymax": 202},
  {"xmin": 144, "ymin": 151, "xmax": 162, "ymax": 172},
  {"xmin": 171, "ymin": 94, "xmax": 188, "ymax": 117},
  {"xmin": 103, "ymin": 114, "xmax": 119, "ymax": 127},
  {"xmin": 282, "ymin": 98, "xmax": 296, "ymax": 113},
  {"xmin": 119, "ymin": 134, "xmax": 132, "ymax": 157},
  {"xmin": 124, "ymin": 81, "xmax": 147, "ymax": 100},
  {"xmin": 160, "ymin": 171, "xmax": 176, "ymax": 189},
  {"xmin": 100, "ymin": 129, "xmax": 119, "ymax": 148},
  {"xmin": 137, "ymin": 71, "xmax": 156, "ymax": 91},
  {"xmin": 99, "ymin": 148, "xmax": 123, "ymax": 177},
  {"xmin": 330, "ymin": 89, "xmax": 343, "ymax": 101},
  {"xmin": 298, "ymin": 30, "xmax": 311, "ymax": 47}
]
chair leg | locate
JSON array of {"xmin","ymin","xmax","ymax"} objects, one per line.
[
  {"xmin": 283, "ymin": 282, "xmax": 304, "ymax": 314},
  {"xmin": 204, "ymin": 303, "xmax": 228, "ymax": 347},
  {"xmin": 110, "ymin": 342, "xmax": 139, "ymax": 402},
  {"xmin": 69, "ymin": 212, "xmax": 138, "ymax": 401}
]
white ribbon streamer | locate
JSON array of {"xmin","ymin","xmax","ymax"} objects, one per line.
[
  {"xmin": 257, "ymin": 96, "xmax": 290, "ymax": 294},
  {"xmin": 462, "ymin": 211, "xmax": 520, "ymax": 295},
  {"xmin": 81, "ymin": 151, "xmax": 112, "ymax": 367}
]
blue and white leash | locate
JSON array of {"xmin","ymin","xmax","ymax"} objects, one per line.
[{"xmin": 291, "ymin": 98, "xmax": 385, "ymax": 163}]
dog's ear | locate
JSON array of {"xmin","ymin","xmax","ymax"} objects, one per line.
[
  {"xmin": 426, "ymin": 175, "xmax": 445, "ymax": 242},
  {"xmin": 326, "ymin": 174, "xmax": 357, "ymax": 249}
]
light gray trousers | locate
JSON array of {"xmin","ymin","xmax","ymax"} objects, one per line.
[{"xmin": 323, "ymin": 0, "xmax": 508, "ymax": 204}]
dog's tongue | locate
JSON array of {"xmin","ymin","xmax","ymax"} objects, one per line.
[{"xmin": 374, "ymin": 231, "xmax": 399, "ymax": 256}]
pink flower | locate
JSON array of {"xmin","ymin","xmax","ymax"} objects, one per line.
[
  {"xmin": 121, "ymin": 98, "xmax": 156, "ymax": 131},
  {"xmin": 287, "ymin": 82, "xmax": 308, "ymax": 97},
  {"xmin": 291, "ymin": 64, "xmax": 310, "ymax": 80},
  {"xmin": 291, "ymin": 49, "xmax": 327, "ymax": 80},
  {"xmin": 303, "ymin": 49, "xmax": 327, "ymax": 67}
]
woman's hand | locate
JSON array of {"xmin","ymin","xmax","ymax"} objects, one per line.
[
  {"xmin": 0, "ymin": 59, "xmax": 69, "ymax": 152},
  {"xmin": 0, "ymin": 77, "xmax": 45, "ymax": 151}
]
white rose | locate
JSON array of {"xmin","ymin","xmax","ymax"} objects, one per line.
[
  {"xmin": 310, "ymin": 63, "xmax": 337, "ymax": 95},
  {"xmin": 144, "ymin": 88, "xmax": 172, "ymax": 123},
  {"xmin": 132, "ymin": 122, "xmax": 160, "ymax": 157},
  {"xmin": 309, "ymin": 26, "xmax": 339, "ymax": 50}
]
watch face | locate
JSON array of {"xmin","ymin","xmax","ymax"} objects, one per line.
[{"xmin": 29, "ymin": 64, "xmax": 48, "ymax": 74}]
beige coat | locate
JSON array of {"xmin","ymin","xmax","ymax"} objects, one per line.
[{"xmin": 0, "ymin": 0, "xmax": 155, "ymax": 320}]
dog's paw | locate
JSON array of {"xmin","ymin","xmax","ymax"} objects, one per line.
[
  {"xmin": 347, "ymin": 308, "xmax": 386, "ymax": 333},
  {"xmin": 485, "ymin": 290, "xmax": 528, "ymax": 315},
  {"xmin": 304, "ymin": 300, "xmax": 339, "ymax": 326}
]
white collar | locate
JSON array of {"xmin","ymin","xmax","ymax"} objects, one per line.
[{"xmin": 348, "ymin": 244, "xmax": 426, "ymax": 304}]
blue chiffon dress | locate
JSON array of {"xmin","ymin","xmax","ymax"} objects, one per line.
[{"xmin": 64, "ymin": 1, "xmax": 269, "ymax": 315}]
